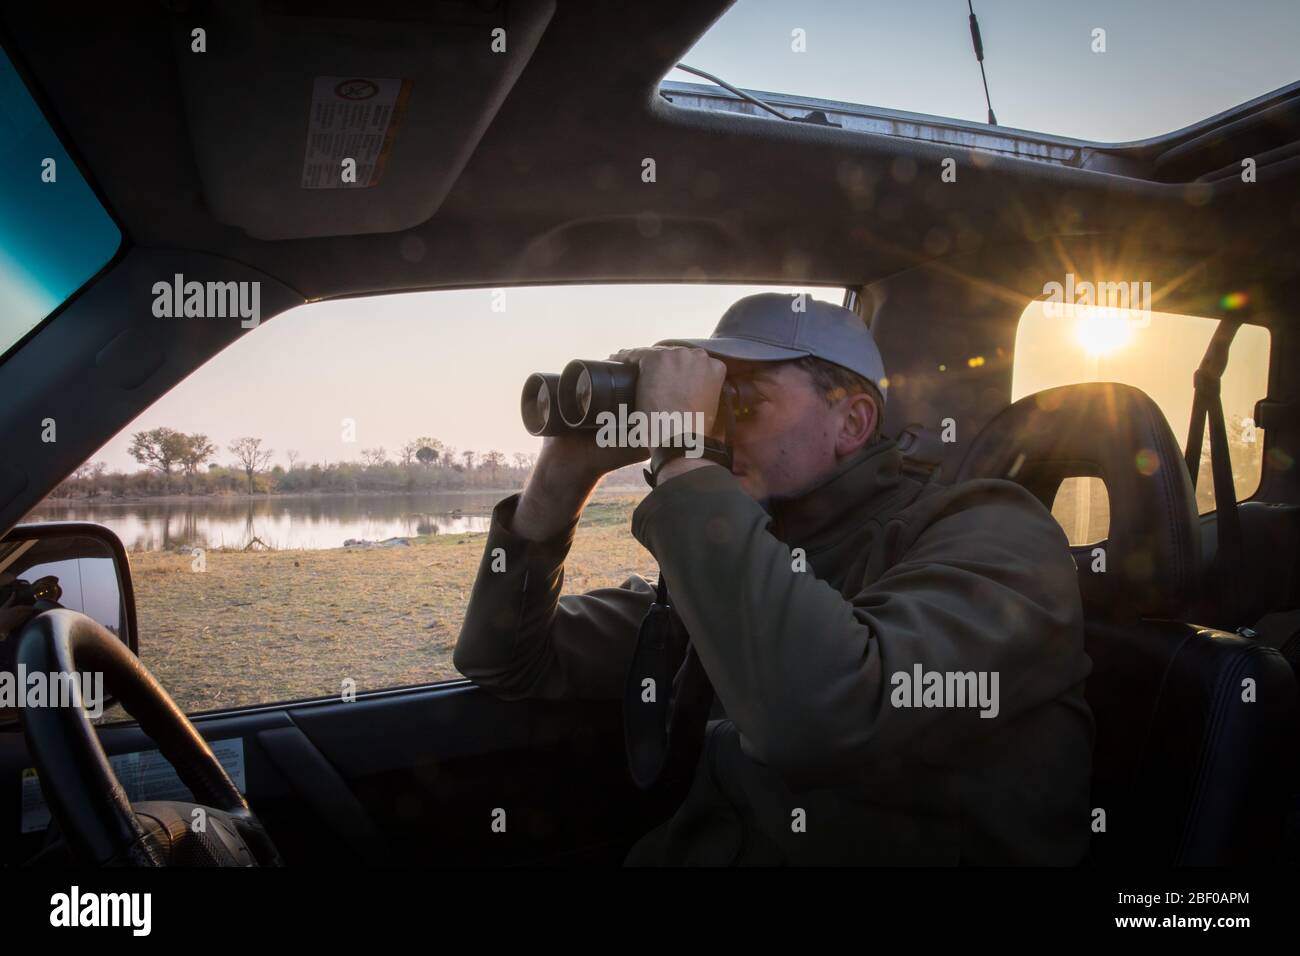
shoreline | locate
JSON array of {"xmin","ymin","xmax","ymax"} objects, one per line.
[
  {"xmin": 28, "ymin": 485, "xmax": 646, "ymax": 507},
  {"xmin": 34, "ymin": 495, "xmax": 643, "ymax": 555}
]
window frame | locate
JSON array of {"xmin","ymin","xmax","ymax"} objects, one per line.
[
  {"xmin": 88, "ymin": 280, "xmax": 852, "ymax": 721},
  {"xmin": 1010, "ymin": 298, "xmax": 1273, "ymax": 521}
]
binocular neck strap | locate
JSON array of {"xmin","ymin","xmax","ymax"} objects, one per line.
[{"xmin": 623, "ymin": 573, "xmax": 716, "ymax": 792}]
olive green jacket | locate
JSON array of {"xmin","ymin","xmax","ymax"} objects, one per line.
[{"xmin": 454, "ymin": 439, "xmax": 1094, "ymax": 865}]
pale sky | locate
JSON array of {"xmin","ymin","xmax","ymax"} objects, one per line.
[
  {"xmin": 90, "ymin": 285, "xmax": 1272, "ymax": 475},
  {"xmin": 92, "ymin": 285, "xmax": 844, "ymax": 472}
]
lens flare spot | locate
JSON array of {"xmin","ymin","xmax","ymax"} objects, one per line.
[
  {"xmin": 1135, "ymin": 448, "xmax": 1160, "ymax": 476},
  {"xmin": 1219, "ymin": 291, "xmax": 1249, "ymax": 311}
]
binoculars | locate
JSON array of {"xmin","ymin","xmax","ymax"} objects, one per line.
[
  {"xmin": 521, "ymin": 360, "xmax": 752, "ymax": 436},
  {"xmin": 520, "ymin": 360, "xmax": 640, "ymax": 436}
]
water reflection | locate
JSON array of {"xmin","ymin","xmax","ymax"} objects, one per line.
[{"xmin": 25, "ymin": 493, "xmax": 511, "ymax": 552}]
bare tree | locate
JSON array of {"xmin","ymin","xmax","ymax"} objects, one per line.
[
  {"xmin": 286, "ymin": 449, "xmax": 300, "ymax": 471},
  {"xmin": 462, "ymin": 450, "xmax": 476, "ymax": 471},
  {"xmin": 361, "ymin": 447, "xmax": 388, "ymax": 467},
  {"xmin": 512, "ymin": 452, "xmax": 530, "ymax": 470},
  {"xmin": 229, "ymin": 437, "xmax": 274, "ymax": 495},
  {"xmin": 482, "ymin": 450, "xmax": 506, "ymax": 483}
]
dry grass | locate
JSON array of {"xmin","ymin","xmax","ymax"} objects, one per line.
[{"xmin": 123, "ymin": 496, "xmax": 654, "ymax": 715}]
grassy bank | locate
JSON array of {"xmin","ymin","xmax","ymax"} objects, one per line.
[{"xmin": 127, "ymin": 496, "xmax": 654, "ymax": 714}]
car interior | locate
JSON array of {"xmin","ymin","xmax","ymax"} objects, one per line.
[{"xmin": 0, "ymin": 1, "xmax": 1297, "ymax": 867}]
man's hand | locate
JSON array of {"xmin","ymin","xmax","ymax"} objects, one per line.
[
  {"xmin": 615, "ymin": 346, "xmax": 729, "ymax": 488},
  {"xmin": 510, "ymin": 346, "xmax": 728, "ymax": 541},
  {"xmin": 613, "ymin": 346, "xmax": 728, "ymax": 436}
]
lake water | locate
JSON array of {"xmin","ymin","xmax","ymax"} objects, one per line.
[{"xmin": 24, "ymin": 491, "xmax": 587, "ymax": 552}]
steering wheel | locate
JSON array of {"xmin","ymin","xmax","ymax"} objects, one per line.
[{"xmin": 14, "ymin": 609, "xmax": 282, "ymax": 866}]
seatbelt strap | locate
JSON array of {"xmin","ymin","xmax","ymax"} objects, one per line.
[
  {"xmin": 1183, "ymin": 320, "xmax": 1244, "ymax": 611},
  {"xmin": 622, "ymin": 573, "xmax": 715, "ymax": 791}
]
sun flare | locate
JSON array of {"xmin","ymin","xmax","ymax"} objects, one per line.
[{"xmin": 1073, "ymin": 308, "xmax": 1134, "ymax": 355}]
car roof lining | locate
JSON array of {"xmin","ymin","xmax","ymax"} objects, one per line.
[{"xmin": 0, "ymin": 0, "xmax": 1297, "ymax": 321}]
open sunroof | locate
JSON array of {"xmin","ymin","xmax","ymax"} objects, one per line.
[{"xmin": 666, "ymin": 0, "xmax": 1300, "ymax": 144}]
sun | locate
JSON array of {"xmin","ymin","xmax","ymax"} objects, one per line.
[{"xmin": 1073, "ymin": 307, "xmax": 1134, "ymax": 355}]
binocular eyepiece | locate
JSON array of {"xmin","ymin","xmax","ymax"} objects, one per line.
[{"xmin": 521, "ymin": 360, "xmax": 639, "ymax": 436}]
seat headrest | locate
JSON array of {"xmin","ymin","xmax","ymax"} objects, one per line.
[{"xmin": 954, "ymin": 383, "xmax": 1200, "ymax": 619}]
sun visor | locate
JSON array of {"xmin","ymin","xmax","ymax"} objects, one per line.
[{"xmin": 170, "ymin": 0, "xmax": 554, "ymax": 240}]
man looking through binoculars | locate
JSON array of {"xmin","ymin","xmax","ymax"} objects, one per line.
[{"xmin": 454, "ymin": 292, "xmax": 1093, "ymax": 866}]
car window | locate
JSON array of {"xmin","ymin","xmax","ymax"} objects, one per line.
[
  {"xmin": 1012, "ymin": 297, "xmax": 1270, "ymax": 546},
  {"xmin": 0, "ymin": 45, "xmax": 121, "ymax": 360},
  {"xmin": 29, "ymin": 284, "xmax": 844, "ymax": 718}
]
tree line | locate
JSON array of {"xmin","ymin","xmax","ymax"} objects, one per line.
[
  {"xmin": 46, "ymin": 414, "xmax": 1264, "ymax": 504},
  {"xmin": 46, "ymin": 427, "xmax": 562, "ymax": 499}
]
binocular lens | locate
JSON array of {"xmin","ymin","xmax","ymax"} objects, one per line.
[
  {"xmin": 525, "ymin": 361, "xmax": 750, "ymax": 436},
  {"xmin": 522, "ymin": 360, "xmax": 639, "ymax": 433},
  {"xmin": 520, "ymin": 372, "xmax": 562, "ymax": 436},
  {"xmin": 575, "ymin": 368, "xmax": 592, "ymax": 419},
  {"xmin": 562, "ymin": 360, "xmax": 638, "ymax": 427}
]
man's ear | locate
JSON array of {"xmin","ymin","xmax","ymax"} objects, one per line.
[{"xmin": 835, "ymin": 393, "xmax": 877, "ymax": 457}]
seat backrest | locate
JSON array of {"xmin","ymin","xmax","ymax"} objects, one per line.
[
  {"xmin": 956, "ymin": 382, "xmax": 1198, "ymax": 619},
  {"xmin": 957, "ymin": 382, "xmax": 1299, "ymax": 864}
]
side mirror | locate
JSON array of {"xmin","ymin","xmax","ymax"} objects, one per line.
[{"xmin": 0, "ymin": 523, "xmax": 137, "ymax": 714}]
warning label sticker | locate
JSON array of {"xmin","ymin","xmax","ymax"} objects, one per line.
[
  {"xmin": 21, "ymin": 738, "xmax": 246, "ymax": 833},
  {"xmin": 302, "ymin": 76, "xmax": 412, "ymax": 189}
]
